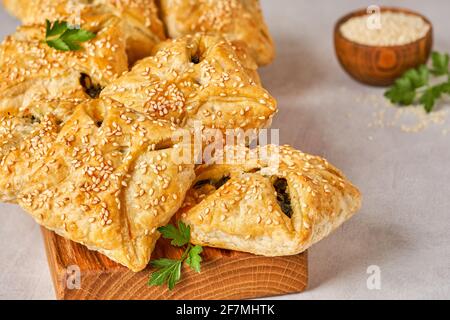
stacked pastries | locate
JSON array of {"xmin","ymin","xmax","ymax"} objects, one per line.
[
  {"xmin": 0, "ymin": 15, "xmax": 129, "ymax": 202},
  {"xmin": 0, "ymin": 0, "xmax": 361, "ymax": 272},
  {"xmin": 2, "ymin": 0, "xmax": 166, "ymax": 64},
  {"xmin": 3, "ymin": 0, "xmax": 275, "ymax": 66}
]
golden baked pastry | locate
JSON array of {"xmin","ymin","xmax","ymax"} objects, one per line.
[
  {"xmin": 158, "ymin": 0, "xmax": 275, "ymax": 66},
  {"xmin": 180, "ymin": 145, "xmax": 362, "ymax": 256},
  {"xmin": 15, "ymin": 98, "xmax": 196, "ymax": 271},
  {"xmin": 231, "ymin": 40, "xmax": 261, "ymax": 85},
  {"xmin": 0, "ymin": 16, "xmax": 128, "ymax": 114},
  {"xmin": 0, "ymin": 99, "xmax": 79, "ymax": 202},
  {"xmin": 101, "ymin": 33, "xmax": 277, "ymax": 132},
  {"xmin": 2, "ymin": 0, "xmax": 166, "ymax": 64}
]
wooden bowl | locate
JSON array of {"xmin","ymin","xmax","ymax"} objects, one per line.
[{"xmin": 334, "ymin": 7, "xmax": 433, "ymax": 86}]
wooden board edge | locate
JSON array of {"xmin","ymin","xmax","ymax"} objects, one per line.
[{"xmin": 41, "ymin": 228, "xmax": 308, "ymax": 300}]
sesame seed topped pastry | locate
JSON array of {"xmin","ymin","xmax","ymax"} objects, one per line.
[
  {"xmin": 0, "ymin": 16, "xmax": 128, "ymax": 114},
  {"xmin": 0, "ymin": 100, "xmax": 80, "ymax": 202},
  {"xmin": 2, "ymin": 0, "xmax": 166, "ymax": 64},
  {"xmin": 231, "ymin": 40, "xmax": 261, "ymax": 85},
  {"xmin": 180, "ymin": 145, "xmax": 361, "ymax": 256},
  {"xmin": 158, "ymin": 0, "xmax": 275, "ymax": 66},
  {"xmin": 15, "ymin": 98, "xmax": 196, "ymax": 271},
  {"xmin": 101, "ymin": 33, "xmax": 277, "ymax": 132}
]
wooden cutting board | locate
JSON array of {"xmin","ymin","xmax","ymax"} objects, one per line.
[{"xmin": 42, "ymin": 228, "xmax": 308, "ymax": 300}]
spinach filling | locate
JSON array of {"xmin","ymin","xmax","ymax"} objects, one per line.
[
  {"xmin": 30, "ymin": 115, "xmax": 40, "ymax": 124},
  {"xmin": 194, "ymin": 176, "xmax": 230, "ymax": 190},
  {"xmin": 191, "ymin": 54, "xmax": 200, "ymax": 64},
  {"xmin": 273, "ymin": 178, "xmax": 293, "ymax": 218},
  {"xmin": 80, "ymin": 73, "xmax": 103, "ymax": 98}
]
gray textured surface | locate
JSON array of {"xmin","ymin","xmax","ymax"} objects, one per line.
[{"xmin": 0, "ymin": 0, "xmax": 449, "ymax": 300}]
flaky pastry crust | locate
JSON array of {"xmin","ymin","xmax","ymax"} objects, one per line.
[
  {"xmin": 15, "ymin": 99, "xmax": 196, "ymax": 271},
  {"xmin": 0, "ymin": 16, "xmax": 128, "ymax": 114},
  {"xmin": 180, "ymin": 145, "xmax": 362, "ymax": 256},
  {"xmin": 158, "ymin": 0, "xmax": 275, "ymax": 66},
  {"xmin": 0, "ymin": 100, "xmax": 79, "ymax": 202},
  {"xmin": 0, "ymin": 17, "xmax": 128, "ymax": 202},
  {"xmin": 2, "ymin": 0, "xmax": 166, "ymax": 64},
  {"xmin": 101, "ymin": 33, "xmax": 277, "ymax": 132}
]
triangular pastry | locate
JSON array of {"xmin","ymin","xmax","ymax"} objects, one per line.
[
  {"xmin": 180, "ymin": 145, "xmax": 361, "ymax": 256},
  {"xmin": 2, "ymin": 0, "xmax": 166, "ymax": 64},
  {"xmin": 15, "ymin": 98, "xmax": 196, "ymax": 271},
  {"xmin": 101, "ymin": 33, "xmax": 277, "ymax": 132},
  {"xmin": 158, "ymin": 0, "xmax": 275, "ymax": 66}
]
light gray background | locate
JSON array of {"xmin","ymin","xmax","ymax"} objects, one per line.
[{"xmin": 0, "ymin": 0, "xmax": 449, "ymax": 300}]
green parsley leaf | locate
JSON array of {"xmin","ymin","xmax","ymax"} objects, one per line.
[
  {"xmin": 185, "ymin": 245, "xmax": 203, "ymax": 273},
  {"xmin": 419, "ymin": 82, "xmax": 450, "ymax": 113},
  {"xmin": 442, "ymin": 82, "xmax": 450, "ymax": 94},
  {"xmin": 149, "ymin": 222, "xmax": 203, "ymax": 290},
  {"xmin": 430, "ymin": 51, "xmax": 450, "ymax": 76},
  {"xmin": 406, "ymin": 65, "xmax": 429, "ymax": 88},
  {"xmin": 158, "ymin": 221, "xmax": 191, "ymax": 247},
  {"xmin": 151, "ymin": 258, "xmax": 180, "ymax": 269},
  {"xmin": 385, "ymin": 51, "xmax": 450, "ymax": 113},
  {"xmin": 45, "ymin": 20, "xmax": 95, "ymax": 52},
  {"xmin": 384, "ymin": 77, "xmax": 416, "ymax": 105},
  {"xmin": 419, "ymin": 88, "xmax": 437, "ymax": 113},
  {"xmin": 167, "ymin": 262, "xmax": 182, "ymax": 290},
  {"xmin": 148, "ymin": 259, "xmax": 182, "ymax": 290},
  {"xmin": 46, "ymin": 38, "xmax": 71, "ymax": 51},
  {"xmin": 45, "ymin": 20, "xmax": 68, "ymax": 38}
]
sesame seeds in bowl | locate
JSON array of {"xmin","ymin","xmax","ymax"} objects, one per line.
[
  {"xmin": 340, "ymin": 11, "xmax": 431, "ymax": 47},
  {"xmin": 334, "ymin": 7, "xmax": 433, "ymax": 86}
]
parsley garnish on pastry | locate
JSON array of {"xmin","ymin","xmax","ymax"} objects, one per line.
[
  {"xmin": 0, "ymin": 16, "xmax": 128, "ymax": 110},
  {"xmin": 0, "ymin": 17, "xmax": 128, "ymax": 202},
  {"xmin": 2, "ymin": 0, "xmax": 166, "ymax": 64}
]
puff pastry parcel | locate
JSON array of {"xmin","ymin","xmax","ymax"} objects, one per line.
[
  {"xmin": 14, "ymin": 98, "xmax": 196, "ymax": 271},
  {"xmin": 2, "ymin": 0, "xmax": 166, "ymax": 64},
  {"xmin": 0, "ymin": 17, "xmax": 128, "ymax": 114},
  {"xmin": 101, "ymin": 33, "xmax": 277, "ymax": 132},
  {"xmin": 158, "ymin": 0, "xmax": 275, "ymax": 66},
  {"xmin": 180, "ymin": 145, "xmax": 362, "ymax": 256}
]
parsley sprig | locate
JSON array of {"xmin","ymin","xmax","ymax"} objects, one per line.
[
  {"xmin": 148, "ymin": 222, "xmax": 203, "ymax": 290},
  {"xmin": 45, "ymin": 20, "xmax": 96, "ymax": 51},
  {"xmin": 385, "ymin": 52, "xmax": 450, "ymax": 113}
]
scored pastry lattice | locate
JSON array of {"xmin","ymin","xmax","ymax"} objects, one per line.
[
  {"xmin": 101, "ymin": 33, "xmax": 277, "ymax": 132},
  {"xmin": 0, "ymin": 16, "xmax": 129, "ymax": 202},
  {"xmin": 15, "ymin": 99, "xmax": 196, "ymax": 271}
]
